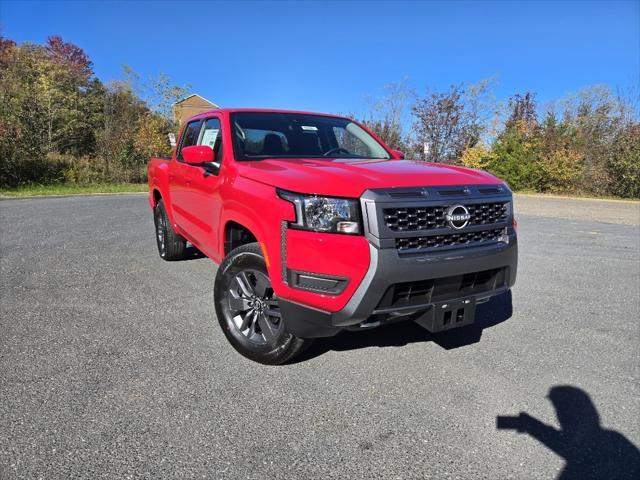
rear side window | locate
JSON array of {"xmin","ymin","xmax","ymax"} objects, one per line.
[
  {"xmin": 199, "ymin": 117, "xmax": 223, "ymax": 164},
  {"xmin": 177, "ymin": 120, "xmax": 203, "ymax": 161}
]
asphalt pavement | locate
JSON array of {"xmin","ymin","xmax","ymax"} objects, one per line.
[{"xmin": 1, "ymin": 194, "xmax": 639, "ymax": 479}]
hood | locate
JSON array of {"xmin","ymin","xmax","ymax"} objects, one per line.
[{"xmin": 236, "ymin": 157, "xmax": 503, "ymax": 197}]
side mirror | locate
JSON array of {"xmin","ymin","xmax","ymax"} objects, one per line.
[
  {"xmin": 391, "ymin": 149, "xmax": 405, "ymax": 159},
  {"xmin": 182, "ymin": 145, "xmax": 214, "ymax": 165}
]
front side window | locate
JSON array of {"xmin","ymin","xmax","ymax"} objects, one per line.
[
  {"xmin": 177, "ymin": 120, "xmax": 203, "ymax": 161},
  {"xmin": 232, "ymin": 112, "xmax": 390, "ymax": 161},
  {"xmin": 198, "ymin": 117, "xmax": 223, "ymax": 164}
]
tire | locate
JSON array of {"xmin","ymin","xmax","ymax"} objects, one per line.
[
  {"xmin": 214, "ymin": 242, "xmax": 312, "ymax": 365},
  {"xmin": 154, "ymin": 199, "xmax": 186, "ymax": 261}
]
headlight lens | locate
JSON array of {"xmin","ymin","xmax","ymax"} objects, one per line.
[{"xmin": 278, "ymin": 189, "xmax": 362, "ymax": 234}]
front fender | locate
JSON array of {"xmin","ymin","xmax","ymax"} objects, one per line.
[
  {"xmin": 219, "ymin": 176, "xmax": 294, "ymax": 274},
  {"xmin": 220, "ymin": 176, "xmax": 370, "ymax": 313}
]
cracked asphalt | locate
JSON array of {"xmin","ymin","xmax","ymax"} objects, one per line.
[{"xmin": 1, "ymin": 194, "xmax": 638, "ymax": 479}]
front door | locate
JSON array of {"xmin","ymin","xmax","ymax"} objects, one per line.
[
  {"xmin": 171, "ymin": 119, "xmax": 203, "ymax": 234},
  {"xmin": 182, "ymin": 117, "xmax": 225, "ymax": 254}
]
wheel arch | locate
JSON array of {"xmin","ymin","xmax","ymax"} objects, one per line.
[
  {"xmin": 224, "ymin": 220, "xmax": 259, "ymax": 257},
  {"xmin": 151, "ymin": 188, "xmax": 162, "ymax": 208}
]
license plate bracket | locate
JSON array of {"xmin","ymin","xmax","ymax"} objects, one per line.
[{"xmin": 414, "ymin": 298, "xmax": 476, "ymax": 333}]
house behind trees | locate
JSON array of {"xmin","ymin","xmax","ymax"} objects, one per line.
[{"xmin": 172, "ymin": 94, "xmax": 218, "ymax": 125}]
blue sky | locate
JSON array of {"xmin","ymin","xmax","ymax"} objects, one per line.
[{"xmin": 1, "ymin": 0, "xmax": 638, "ymax": 115}]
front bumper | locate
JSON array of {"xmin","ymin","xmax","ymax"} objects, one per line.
[{"xmin": 280, "ymin": 231, "xmax": 517, "ymax": 338}]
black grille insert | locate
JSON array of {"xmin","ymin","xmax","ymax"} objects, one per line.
[
  {"xmin": 396, "ymin": 228, "xmax": 505, "ymax": 253},
  {"xmin": 467, "ymin": 203, "xmax": 509, "ymax": 226},
  {"xmin": 383, "ymin": 202, "xmax": 508, "ymax": 232},
  {"xmin": 376, "ymin": 268, "xmax": 506, "ymax": 311},
  {"xmin": 384, "ymin": 206, "xmax": 447, "ymax": 231}
]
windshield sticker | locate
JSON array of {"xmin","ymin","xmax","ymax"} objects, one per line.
[{"xmin": 301, "ymin": 125, "xmax": 318, "ymax": 131}]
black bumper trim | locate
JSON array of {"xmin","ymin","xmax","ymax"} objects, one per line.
[
  {"xmin": 278, "ymin": 299, "xmax": 340, "ymax": 338},
  {"xmin": 286, "ymin": 269, "xmax": 349, "ymax": 295}
]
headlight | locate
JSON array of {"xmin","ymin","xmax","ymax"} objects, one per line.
[{"xmin": 277, "ymin": 189, "xmax": 362, "ymax": 235}]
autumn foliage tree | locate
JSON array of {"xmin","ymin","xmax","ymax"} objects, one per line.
[
  {"xmin": 408, "ymin": 81, "xmax": 496, "ymax": 164},
  {"xmin": 362, "ymin": 79, "xmax": 638, "ymax": 197},
  {"xmin": 456, "ymin": 87, "xmax": 639, "ymax": 196},
  {"xmin": 411, "ymin": 85, "xmax": 471, "ymax": 163},
  {"xmin": 0, "ymin": 35, "xmax": 187, "ymax": 187}
]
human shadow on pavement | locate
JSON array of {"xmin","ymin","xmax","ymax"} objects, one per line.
[
  {"xmin": 295, "ymin": 290, "xmax": 513, "ymax": 362},
  {"xmin": 497, "ymin": 386, "xmax": 640, "ymax": 480}
]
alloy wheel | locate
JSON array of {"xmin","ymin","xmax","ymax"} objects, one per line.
[{"xmin": 227, "ymin": 269, "xmax": 282, "ymax": 345}]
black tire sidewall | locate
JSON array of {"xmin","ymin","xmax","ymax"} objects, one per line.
[
  {"xmin": 154, "ymin": 202, "xmax": 167, "ymax": 258},
  {"xmin": 154, "ymin": 199, "xmax": 185, "ymax": 261}
]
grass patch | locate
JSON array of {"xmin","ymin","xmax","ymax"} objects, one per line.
[
  {"xmin": 514, "ymin": 189, "xmax": 640, "ymax": 202},
  {"xmin": 0, "ymin": 183, "xmax": 148, "ymax": 197}
]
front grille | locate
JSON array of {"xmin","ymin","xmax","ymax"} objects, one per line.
[
  {"xmin": 396, "ymin": 227, "xmax": 505, "ymax": 253},
  {"xmin": 383, "ymin": 202, "xmax": 508, "ymax": 232}
]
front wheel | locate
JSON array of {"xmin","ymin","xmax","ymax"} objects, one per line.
[{"xmin": 214, "ymin": 243, "xmax": 312, "ymax": 364}]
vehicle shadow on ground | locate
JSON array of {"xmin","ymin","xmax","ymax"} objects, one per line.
[
  {"xmin": 497, "ymin": 386, "xmax": 640, "ymax": 480},
  {"xmin": 295, "ymin": 290, "xmax": 513, "ymax": 362},
  {"xmin": 182, "ymin": 245, "xmax": 206, "ymax": 261}
]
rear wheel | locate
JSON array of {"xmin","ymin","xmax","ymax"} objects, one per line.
[
  {"xmin": 214, "ymin": 243, "xmax": 312, "ymax": 364},
  {"xmin": 154, "ymin": 199, "xmax": 186, "ymax": 261}
]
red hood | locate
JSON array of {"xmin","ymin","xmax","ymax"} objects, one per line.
[{"xmin": 236, "ymin": 157, "xmax": 503, "ymax": 197}]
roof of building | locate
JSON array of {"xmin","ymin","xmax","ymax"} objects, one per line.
[{"xmin": 172, "ymin": 94, "xmax": 219, "ymax": 107}]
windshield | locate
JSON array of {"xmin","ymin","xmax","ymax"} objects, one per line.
[{"xmin": 231, "ymin": 112, "xmax": 391, "ymax": 160}]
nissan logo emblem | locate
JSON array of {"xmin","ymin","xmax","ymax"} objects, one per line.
[{"xmin": 446, "ymin": 204, "xmax": 471, "ymax": 229}]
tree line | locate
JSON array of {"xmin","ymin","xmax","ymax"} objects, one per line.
[
  {"xmin": 361, "ymin": 80, "xmax": 639, "ymax": 198},
  {"xmin": 1, "ymin": 35, "xmax": 638, "ymax": 198},
  {"xmin": 0, "ymin": 35, "xmax": 186, "ymax": 187}
]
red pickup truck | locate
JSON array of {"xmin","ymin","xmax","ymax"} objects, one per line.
[{"xmin": 148, "ymin": 109, "xmax": 517, "ymax": 364}]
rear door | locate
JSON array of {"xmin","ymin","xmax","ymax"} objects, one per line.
[
  {"xmin": 182, "ymin": 116, "xmax": 225, "ymax": 254},
  {"xmin": 171, "ymin": 119, "xmax": 203, "ymax": 235}
]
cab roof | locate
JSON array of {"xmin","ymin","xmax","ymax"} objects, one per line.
[{"xmin": 186, "ymin": 108, "xmax": 352, "ymax": 122}]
